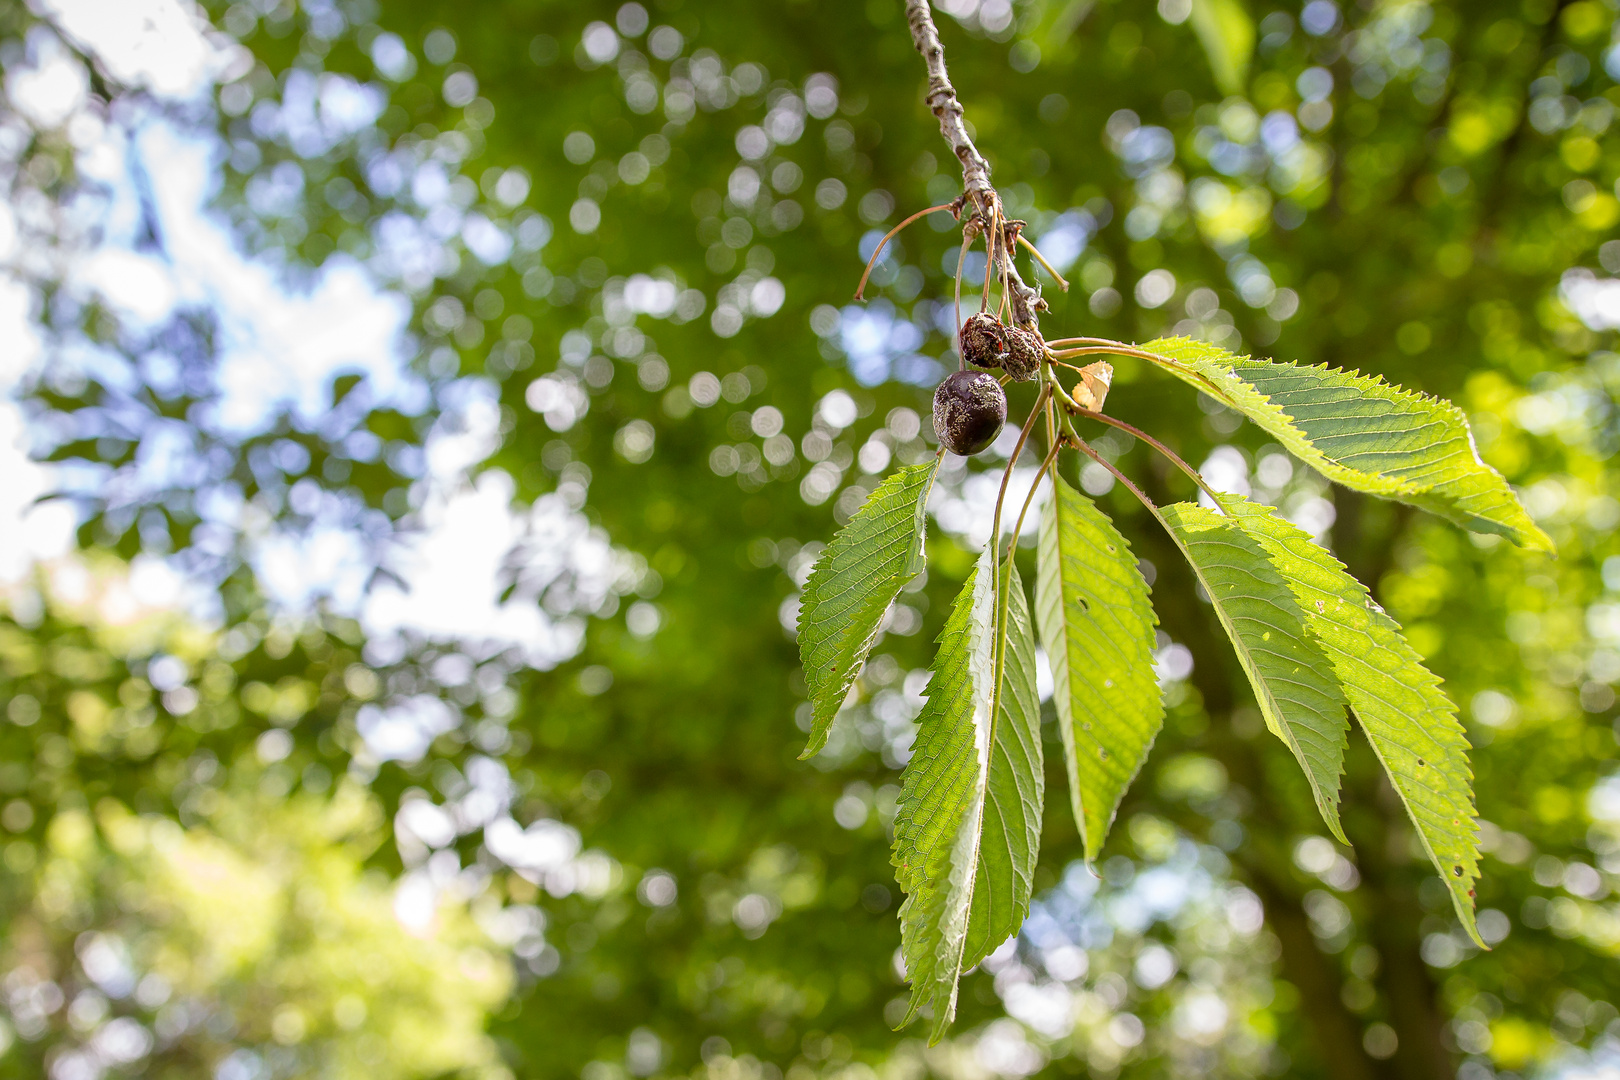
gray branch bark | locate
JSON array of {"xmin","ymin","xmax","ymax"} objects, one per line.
[{"xmin": 902, "ymin": 0, "xmax": 1045, "ymax": 330}]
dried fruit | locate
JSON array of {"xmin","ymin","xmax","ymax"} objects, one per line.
[
  {"xmin": 960, "ymin": 312, "xmax": 1008, "ymax": 370},
  {"xmin": 1002, "ymin": 324, "xmax": 1044, "ymax": 381},
  {"xmin": 932, "ymin": 370, "xmax": 1007, "ymax": 456}
]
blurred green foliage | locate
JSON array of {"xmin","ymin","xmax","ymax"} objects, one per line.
[{"xmin": 5, "ymin": 0, "xmax": 1620, "ymax": 1078}]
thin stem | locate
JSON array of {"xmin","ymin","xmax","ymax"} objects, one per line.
[
  {"xmin": 1047, "ymin": 345, "xmax": 1145, "ymax": 360},
  {"xmin": 1043, "ymin": 336, "xmax": 1122, "ymax": 348},
  {"xmin": 855, "ymin": 202, "xmax": 956, "ymax": 301},
  {"xmin": 989, "ymin": 386, "xmax": 1050, "ymax": 562},
  {"xmin": 1071, "ymin": 408, "xmax": 1225, "ymax": 506},
  {"xmin": 981, "ymin": 205, "xmax": 998, "ymax": 312},
  {"xmin": 1047, "ymin": 356, "xmax": 1091, "ymax": 376},
  {"xmin": 1017, "ymin": 234, "xmax": 1069, "ymax": 291},
  {"xmin": 1068, "ymin": 431, "xmax": 1241, "ymax": 656},
  {"xmin": 954, "ymin": 230, "xmax": 974, "ymax": 368},
  {"xmin": 1046, "ymin": 373, "xmax": 1084, "ymax": 416},
  {"xmin": 984, "ymin": 391, "xmax": 1053, "ymax": 777},
  {"xmin": 1043, "ymin": 383, "xmax": 1057, "ymax": 457},
  {"xmin": 1046, "ymin": 341, "xmax": 1233, "ymax": 402},
  {"xmin": 995, "ymin": 216, "xmax": 1015, "ymax": 322},
  {"xmin": 1007, "ymin": 439, "xmax": 1060, "ymax": 552},
  {"xmin": 1069, "ymin": 435, "xmax": 1165, "ymax": 526}
]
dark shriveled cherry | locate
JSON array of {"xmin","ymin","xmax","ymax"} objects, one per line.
[
  {"xmin": 959, "ymin": 312, "xmax": 1008, "ymax": 370},
  {"xmin": 932, "ymin": 370, "xmax": 1007, "ymax": 456}
]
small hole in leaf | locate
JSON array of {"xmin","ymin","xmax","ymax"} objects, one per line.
[
  {"xmin": 1416, "ymin": 758, "xmax": 1426, "ymax": 767},
  {"xmin": 1077, "ymin": 597, "xmax": 1090, "ymax": 612},
  {"xmin": 1099, "ymin": 749, "xmax": 1109, "ymax": 760},
  {"xmin": 1452, "ymin": 865, "xmax": 1464, "ymax": 877}
]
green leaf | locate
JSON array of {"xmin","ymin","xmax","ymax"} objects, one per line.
[
  {"xmin": 1218, "ymin": 496, "xmax": 1484, "ymax": 945},
  {"xmin": 797, "ymin": 458, "xmax": 940, "ymax": 758},
  {"xmin": 1140, "ymin": 337, "xmax": 1553, "ymax": 552},
  {"xmin": 964, "ymin": 557, "xmax": 1043, "ymax": 972},
  {"xmin": 1159, "ymin": 502, "xmax": 1351, "ymax": 841},
  {"xmin": 892, "ymin": 551, "xmax": 1043, "ymax": 1042},
  {"xmin": 1189, "ymin": 0, "xmax": 1255, "ymax": 96},
  {"xmin": 1035, "ymin": 475, "xmax": 1162, "ymax": 861}
]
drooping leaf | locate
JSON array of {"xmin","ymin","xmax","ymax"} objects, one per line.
[
  {"xmin": 797, "ymin": 458, "xmax": 940, "ymax": 758},
  {"xmin": 1219, "ymin": 495, "xmax": 1484, "ymax": 944},
  {"xmin": 1159, "ymin": 502, "xmax": 1351, "ymax": 841},
  {"xmin": 891, "ymin": 551, "xmax": 995, "ymax": 1036},
  {"xmin": 1189, "ymin": 0, "xmax": 1255, "ymax": 96},
  {"xmin": 892, "ymin": 552, "xmax": 1042, "ymax": 1042},
  {"xmin": 1035, "ymin": 475, "xmax": 1162, "ymax": 861},
  {"xmin": 1140, "ymin": 337, "xmax": 1553, "ymax": 552},
  {"xmin": 963, "ymin": 558, "xmax": 1043, "ymax": 971}
]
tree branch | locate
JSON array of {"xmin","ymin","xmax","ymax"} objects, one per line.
[
  {"xmin": 903, "ymin": 0, "xmax": 992, "ymax": 202},
  {"xmin": 902, "ymin": 0, "xmax": 1046, "ymax": 330}
]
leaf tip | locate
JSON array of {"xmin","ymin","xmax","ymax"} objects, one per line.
[
  {"xmin": 1324, "ymin": 814, "xmax": 1350, "ymax": 848},
  {"xmin": 797, "ymin": 718, "xmax": 832, "ymax": 761},
  {"xmin": 927, "ymin": 1008, "xmax": 956, "ymax": 1046},
  {"xmin": 1522, "ymin": 526, "xmax": 1557, "ymax": 556}
]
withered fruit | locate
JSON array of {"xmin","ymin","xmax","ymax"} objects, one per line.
[
  {"xmin": 932, "ymin": 370, "xmax": 1007, "ymax": 456},
  {"xmin": 959, "ymin": 312, "xmax": 1008, "ymax": 370},
  {"xmin": 1001, "ymin": 324, "xmax": 1044, "ymax": 382}
]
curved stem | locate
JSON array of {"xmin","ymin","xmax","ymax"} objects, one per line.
[
  {"xmin": 1047, "ymin": 342, "xmax": 1232, "ymax": 402},
  {"xmin": 954, "ymin": 230, "xmax": 974, "ymax": 368},
  {"xmin": 1042, "ymin": 367, "xmax": 1057, "ymax": 457},
  {"xmin": 1069, "ymin": 435, "xmax": 1166, "ymax": 527},
  {"xmin": 1017, "ymin": 234, "xmax": 1069, "ymax": 291},
  {"xmin": 855, "ymin": 202, "xmax": 957, "ymax": 301},
  {"xmin": 1047, "ymin": 345, "xmax": 1154, "ymax": 360},
  {"xmin": 1071, "ymin": 408, "xmax": 1226, "ymax": 506},
  {"xmin": 1047, "ymin": 357, "xmax": 1097, "ymax": 378},
  {"xmin": 981, "ymin": 205, "xmax": 999, "ymax": 313},
  {"xmin": 1007, "ymin": 439, "xmax": 1060, "ymax": 553},
  {"xmin": 989, "ymin": 386, "xmax": 1050, "ymax": 562},
  {"xmin": 1046, "ymin": 373, "xmax": 1084, "ymax": 416},
  {"xmin": 1043, "ymin": 336, "xmax": 1123, "ymax": 348}
]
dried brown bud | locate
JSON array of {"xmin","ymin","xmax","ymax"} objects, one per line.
[
  {"xmin": 959, "ymin": 312, "xmax": 1008, "ymax": 370},
  {"xmin": 932, "ymin": 370, "xmax": 1007, "ymax": 456},
  {"xmin": 1001, "ymin": 324, "xmax": 1044, "ymax": 382}
]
